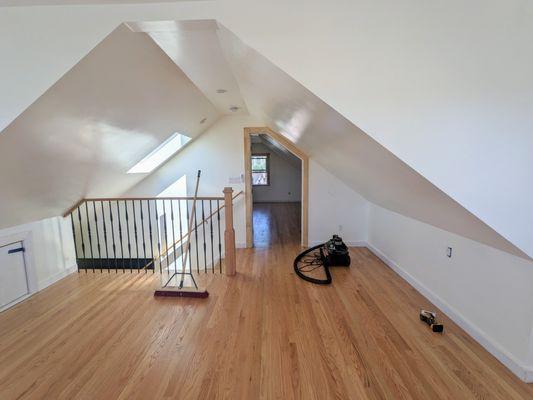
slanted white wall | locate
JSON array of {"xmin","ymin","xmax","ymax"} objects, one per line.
[
  {"xmin": 0, "ymin": 24, "xmax": 220, "ymax": 229},
  {"xmin": 251, "ymin": 143, "xmax": 301, "ymax": 203},
  {"xmin": 309, "ymin": 160, "xmax": 369, "ymax": 246},
  {"xmin": 367, "ymin": 204, "xmax": 533, "ymax": 381},
  {"xmin": 0, "ymin": 216, "xmax": 77, "ymax": 310}
]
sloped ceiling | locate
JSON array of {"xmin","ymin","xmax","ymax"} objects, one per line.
[
  {"xmin": 0, "ymin": 10, "xmax": 531, "ymax": 256},
  {"xmin": 130, "ymin": 19, "xmax": 528, "ymax": 258},
  {"xmin": 0, "ymin": 24, "xmax": 220, "ymax": 228},
  {"xmin": 0, "ymin": 0, "xmax": 193, "ymax": 5},
  {"xmin": 215, "ymin": 24, "xmax": 529, "ymax": 259},
  {"xmin": 252, "ymin": 134, "xmax": 301, "ymax": 169},
  {"xmin": 126, "ymin": 20, "xmax": 248, "ymax": 116},
  {"xmin": 1, "ymin": 2, "xmax": 532, "ymax": 258}
]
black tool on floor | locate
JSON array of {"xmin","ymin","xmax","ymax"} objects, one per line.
[
  {"xmin": 419, "ymin": 310, "xmax": 444, "ymax": 333},
  {"xmin": 293, "ymin": 235, "xmax": 350, "ymax": 284}
]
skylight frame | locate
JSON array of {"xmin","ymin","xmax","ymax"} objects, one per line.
[{"xmin": 128, "ymin": 132, "xmax": 190, "ymax": 174}]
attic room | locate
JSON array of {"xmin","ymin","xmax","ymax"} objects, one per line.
[{"xmin": 0, "ymin": 2, "xmax": 532, "ymax": 399}]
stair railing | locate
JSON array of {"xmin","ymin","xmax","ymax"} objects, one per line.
[{"xmin": 63, "ymin": 188, "xmax": 241, "ymax": 276}]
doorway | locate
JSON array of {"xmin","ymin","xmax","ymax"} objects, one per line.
[{"xmin": 244, "ymin": 127, "xmax": 309, "ymax": 248}]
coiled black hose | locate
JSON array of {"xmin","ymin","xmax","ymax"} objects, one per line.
[{"xmin": 293, "ymin": 243, "xmax": 332, "ymax": 285}]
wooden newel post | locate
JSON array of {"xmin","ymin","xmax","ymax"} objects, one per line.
[{"xmin": 223, "ymin": 187, "xmax": 236, "ymax": 276}]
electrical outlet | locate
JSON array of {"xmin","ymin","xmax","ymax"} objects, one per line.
[
  {"xmin": 338, "ymin": 225, "xmax": 343, "ymax": 232},
  {"xmin": 446, "ymin": 247, "xmax": 452, "ymax": 258}
]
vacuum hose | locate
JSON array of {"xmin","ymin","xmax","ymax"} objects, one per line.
[{"xmin": 293, "ymin": 243, "xmax": 332, "ymax": 285}]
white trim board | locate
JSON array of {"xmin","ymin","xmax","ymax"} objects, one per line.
[
  {"xmin": 37, "ymin": 264, "xmax": 78, "ymax": 291},
  {"xmin": 364, "ymin": 241, "xmax": 533, "ymax": 383}
]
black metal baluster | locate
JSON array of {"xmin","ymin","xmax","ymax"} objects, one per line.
[
  {"xmin": 217, "ymin": 199, "xmax": 222, "ymax": 274},
  {"xmin": 140, "ymin": 200, "xmax": 147, "ymax": 273},
  {"xmin": 85, "ymin": 202, "xmax": 94, "ymax": 272},
  {"xmin": 70, "ymin": 213, "xmax": 79, "ymax": 272},
  {"xmin": 109, "ymin": 201, "xmax": 118, "ymax": 273},
  {"xmin": 116, "ymin": 200, "xmax": 125, "ymax": 272},
  {"xmin": 202, "ymin": 200, "xmax": 207, "ymax": 273},
  {"xmin": 170, "ymin": 200, "xmax": 177, "ymax": 277},
  {"xmin": 209, "ymin": 200, "xmax": 215, "ymax": 273},
  {"xmin": 124, "ymin": 200, "xmax": 132, "ymax": 273},
  {"xmin": 77, "ymin": 206, "xmax": 86, "ymax": 273},
  {"xmin": 177, "ymin": 199, "xmax": 184, "ymax": 267},
  {"xmin": 155, "ymin": 200, "xmax": 162, "ymax": 274},
  {"xmin": 162, "ymin": 200, "xmax": 169, "ymax": 274},
  {"xmin": 194, "ymin": 200, "xmax": 200, "ymax": 274},
  {"xmin": 132, "ymin": 200, "xmax": 140, "ymax": 271},
  {"xmin": 93, "ymin": 201, "xmax": 102, "ymax": 272},
  {"xmin": 147, "ymin": 200, "xmax": 155, "ymax": 274},
  {"xmin": 185, "ymin": 200, "xmax": 192, "ymax": 277},
  {"xmin": 101, "ymin": 201, "xmax": 110, "ymax": 273}
]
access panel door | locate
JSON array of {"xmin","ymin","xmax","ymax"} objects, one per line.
[{"xmin": 0, "ymin": 241, "xmax": 29, "ymax": 309}]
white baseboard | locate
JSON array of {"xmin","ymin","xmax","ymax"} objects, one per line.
[
  {"xmin": 364, "ymin": 241, "xmax": 533, "ymax": 383},
  {"xmin": 37, "ymin": 264, "xmax": 78, "ymax": 291}
]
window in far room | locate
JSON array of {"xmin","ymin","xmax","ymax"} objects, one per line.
[{"xmin": 251, "ymin": 153, "xmax": 269, "ymax": 185}]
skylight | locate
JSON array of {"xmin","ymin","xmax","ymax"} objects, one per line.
[{"xmin": 128, "ymin": 133, "xmax": 190, "ymax": 174}]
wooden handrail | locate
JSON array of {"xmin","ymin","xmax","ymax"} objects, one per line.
[
  {"xmin": 142, "ymin": 190, "xmax": 243, "ymax": 270},
  {"xmin": 63, "ymin": 199, "xmax": 86, "ymax": 218},
  {"xmin": 63, "ymin": 195, "xmax": 227, "ymax": 218},
  {"xmin": 85, "ymin": 196, "xmax": 226, "ymax": 201}
]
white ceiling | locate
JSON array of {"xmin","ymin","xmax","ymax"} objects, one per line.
[
  {"xmin": 126, "ymin": 20, "xmax": 247, "ymax": 116},
  {"xmin": 0, "ymin": 24, "xmax": 220, "ymax": 228},
  {"xmin": 118, "ymin": 18, "xmax": 528, "ymax": 258},
  {"xmin": 213, "ymin": 23, "xmax": 528, "ymax": 259},
  {"xmin": 0, "ymin": 0, "xmax": 195, "ymax": 5},
  {"xmin": 0, "ymin": 1, "xmax": 532, "ymax": 258},
  {"xmin": 0, "ymin": 14, "xmax": 529, "ymax": 259}
]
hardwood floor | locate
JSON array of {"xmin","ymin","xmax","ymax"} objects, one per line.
[
  {"xmin": 253, "ymin": 202, "xmax": 301, "ymax": 247},
  {"xmin": 0, "ymin": 203, "xmax": 532, "ymax": 399}
]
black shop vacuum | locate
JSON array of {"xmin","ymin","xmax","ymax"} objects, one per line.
[{"xmin": 293, "ymin": 235, "xmax": 350, "ymax": 284}]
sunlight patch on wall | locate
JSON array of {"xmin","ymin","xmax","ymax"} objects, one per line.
[
  {"xmin": 158, "ymin": 174, "xmax": 187, "ymax": 198},
  {"xmin": 155, "ymin": 174, "xmax": 189, "ymax": 273},
  {"xmin": 274, "ymin": 108, "xmax": 310, "ymax": 143},
  {"xmin": 128, "ymin": 132, "xmax": 190, "ymax": 174}
]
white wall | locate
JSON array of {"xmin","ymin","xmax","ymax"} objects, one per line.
[
  {"xmin": 251, "ymin": 143, "xmax": 301, "ymax": 203},
  {"xmin": 125, "ymin": 114, "xmax": 265, "ymax": 247},
  {"xmin": 309, "ymin": 160, "xmax": 369, "ymax": 246},
  {"xmin": 0, "ymin": 216, "xmax": 77, "ymax": 311},
  {"xmin": 367, "ymin": 203, "xmax": 533, "ymax": 381}
]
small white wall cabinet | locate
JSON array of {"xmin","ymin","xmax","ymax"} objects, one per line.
[{"xmin": 0, "ymin": 241, "xmax": 29, "ymax": 309}]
